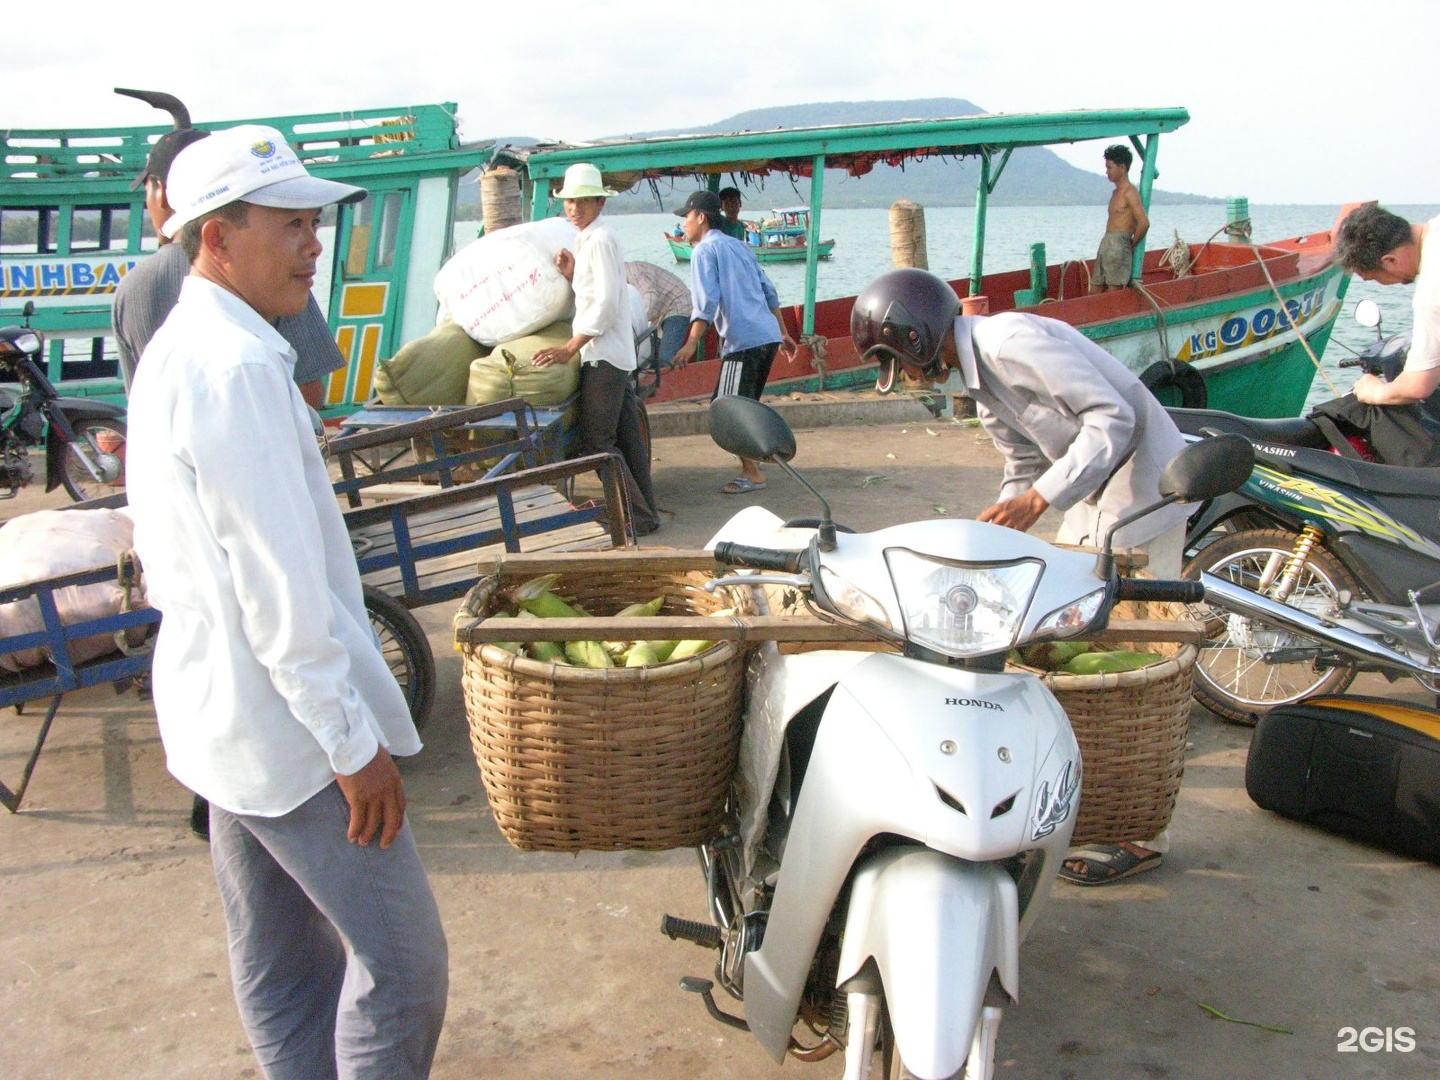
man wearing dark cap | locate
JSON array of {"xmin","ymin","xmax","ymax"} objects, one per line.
[
  {"xmin": 112, "ymin": 127, "xmax": 346, "ymax": 408},
  {"xmin": 672, "ymin": 190, "xmax": 796, "ymax": 493}
]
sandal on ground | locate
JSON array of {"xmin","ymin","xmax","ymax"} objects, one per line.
[
  {"xmin": 721, "ymin": 477, "xmax": 766, "ymax": 494},
  {"xmin": 1058, "ymin": 842, "xmax": 1162, "ymax": 887}
]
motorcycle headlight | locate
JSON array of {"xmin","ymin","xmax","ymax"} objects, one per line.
[
  {"xmin": 1031, "ymin": 756, "xmax": 1079, "ymax": 842},
  {"xmin": 885, "ymin": 549, "xmax": 1042, "ymax": 657}
]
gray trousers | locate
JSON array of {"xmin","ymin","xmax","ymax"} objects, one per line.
[
  {"xmin": 210, "ymin": 782, "xmax": 449, "ymax": 1080},
  {"xmin": 578, "ymin": 360, "xmax": 659, "ymax": 533}
]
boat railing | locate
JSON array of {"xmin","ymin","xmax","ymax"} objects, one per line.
[{"xmin": 1, "ymin": 104, "xmax": 460, "ymax": 184}]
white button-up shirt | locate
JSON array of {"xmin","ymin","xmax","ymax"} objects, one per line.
[
  {"xmin": 571, "ymin": 216, "xmax": 637, "ymax": 372},
  {"xmin": 126, "ymin": 277, "xmax": 420, "ymax": 817}
]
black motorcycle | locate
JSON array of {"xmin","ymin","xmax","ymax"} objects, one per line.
[{"xmin": 0, "ymin": 303, "xmax": 128, "ymax": 501}]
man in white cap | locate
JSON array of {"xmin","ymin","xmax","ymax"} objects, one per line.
[
  {"xmin": 532, "ymin": 162, "xmax": 659, "ymax": 534},
  {"xmin": 124, "ymin": 125, "xmax": 448, "ymax": 1079}
]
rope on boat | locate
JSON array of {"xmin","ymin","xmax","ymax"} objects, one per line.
[
  {"xmin": 1130, "ymin": 279, "xmax": 1173, "ymax": 362},
  {"xmin": 801, "ymin": 334, "xmax": 829, "ymax": 389},
  {"xmin": 1160, "ymin": 230, "xmax": 1194, "ymax": 277},
  {"xmin": 1234, "ymin": 219, "xmax": 1342, "ymax": 397}
]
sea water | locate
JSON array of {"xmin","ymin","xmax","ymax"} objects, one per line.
[{"xmin": 480, "ymin": 203, "xmax": 1439, "ymax": 414}]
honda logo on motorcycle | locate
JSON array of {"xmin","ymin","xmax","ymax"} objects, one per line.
[{"xmin": 945, "ymin": 697, "xmax": 1004, "ymax": 711}]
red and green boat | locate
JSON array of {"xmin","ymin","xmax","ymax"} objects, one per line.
[{"xmin": 504, "ymin": 108, "xmax": 1352, "ymax": 415}]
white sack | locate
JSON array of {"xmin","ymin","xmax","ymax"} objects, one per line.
[
  {"xmin": 434, "ymin": 217, "xmax": 579, "ymax": 347},
  {"xmin": 0, "ymin": 508, "xmax": 145, "ymax": 673}
]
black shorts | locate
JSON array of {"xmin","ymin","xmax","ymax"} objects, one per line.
[{"xmin": 711, "ymin": 342, "xmax": 779, "ymax": 403}]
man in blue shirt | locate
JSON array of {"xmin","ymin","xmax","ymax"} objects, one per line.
[{"xmin": 672, "ymin": 191, "xmax": 796, "ymax": 493}]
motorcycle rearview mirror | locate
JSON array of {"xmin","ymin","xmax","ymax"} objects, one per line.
[
  {"xmin": 1354, "ymin": 298, "xmax": 1382, "ymax": 332},
  {"xmin": 1095, "ymin": 433, "xmax": 1255, "ymax": 578},
  {"xmin": 708, "ymin": 396, "xmax": 838, "ymax": 551}
]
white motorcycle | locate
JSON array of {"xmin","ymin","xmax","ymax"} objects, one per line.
[{"xmin": 660, "ymin": 396, "xmax": 1251, "ymax": 1079}]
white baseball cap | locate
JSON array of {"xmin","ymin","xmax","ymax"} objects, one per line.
[{"xmin": 161, "ymin": 124, "xmax": 366, "ymax": 238}]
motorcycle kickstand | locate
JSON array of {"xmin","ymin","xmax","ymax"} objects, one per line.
[{"xmin": 679, "ymin": 976, "xmax": 747, "ymax": 1031}]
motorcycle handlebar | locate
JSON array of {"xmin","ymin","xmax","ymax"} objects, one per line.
[
  {"xmin": 1115, "ymin": 576, "xmax": 1205, "ymax": 604},
  {"xmin": 712, "ymin": 541, "xmax": 805, "ymax": 574}
]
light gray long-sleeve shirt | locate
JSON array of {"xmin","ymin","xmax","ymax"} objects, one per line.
[{"xmin": 954, "ymin": 312, "xmax": 1190, "ymax": 548}]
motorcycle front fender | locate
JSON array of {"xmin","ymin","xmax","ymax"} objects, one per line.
[{"xmin": 836, "ymin": 848, "xmax": 1018, "ymax": 1080}]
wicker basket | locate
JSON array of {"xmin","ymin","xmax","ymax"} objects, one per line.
[
  {"xmin": 458, "ymin": 567, "xmax": 752, "ymax": 852},
  {"xmin": 1012, "ymin": 598, "xmax": 1197, "ymax": 846}
]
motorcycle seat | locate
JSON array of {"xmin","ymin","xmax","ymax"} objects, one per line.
[
  {"xmin": 1167, "ymin": 407, "xmax": 1329, "ymax": 449},
  {"xmin": 1266, "ymin": 444, "xmax": 1440, "ymax": 498}
]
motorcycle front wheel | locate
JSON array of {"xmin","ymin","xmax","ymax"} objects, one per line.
[
  {"xmin": 60, "ymin": 418, "xmax": 127, "ymax": 501},
  {"xmin": 362, "ymin": 585, "xmax": 436, "ymax": 731},
  {"xmin": 1182, "ymin": 528, "xmax": 1360, "ymax": 724}
]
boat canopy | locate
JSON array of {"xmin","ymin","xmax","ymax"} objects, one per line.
[
  {"xmin": 498, "ymin": 107, "xmax": 1191, "ymax": 332},
  {"xmin": 1, "ymin": 103, "xmax": 493, "ymax": 405}
]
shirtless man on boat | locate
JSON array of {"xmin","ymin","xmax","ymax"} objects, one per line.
[{"xmin": 1089, "ymin": 143, "xmax": 1149, "ymax": 293}]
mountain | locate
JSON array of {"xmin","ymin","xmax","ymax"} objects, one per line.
[{"xmin": 464, "ymin": 98, "xmax": 1217, "ymax": 215}]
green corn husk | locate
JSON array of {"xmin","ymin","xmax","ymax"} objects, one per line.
[
  {"xmin": 564, "ymin": 640, "xmax": 614, "ymax": 668},
  {"xmin": 519, "ymin": 589, "xmax": 585, "ymax": 619},
  {"xmin": 528, "ymin": 639, "xmax": 566, "ymax": 663},
  {"xmin": 624, "ymin": 641, "xmax": 659, "ymax": 667},
  {"xmin": 667, "ymin": 638, "xmax": 715, "ymax": 661},
  {"xmin": 1061, "ymin": 649, "xmax": 1163, "ymax": 676},
  {"xmin": 614, "ymin": 596, "xmax": 665, "ymax": 618},
  {"xmin": 513, "ymin": 573, "xmax": 562, "ymax": 603},
  {"xmin": 1018, "ymin": 641, "xmax": 1092, "ymax": 671}
]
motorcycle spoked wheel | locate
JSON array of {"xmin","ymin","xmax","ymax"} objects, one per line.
[
  {"xmin": 362, "ymin": 585, "xmax": 436, "ymax": 731},
  {"xmin": 1182, "ymin": 528, "xmax": 1361, "ymax": 724},
  {"xmin": 61, "ymin": 418, "xmax": 127, "ymax": 501}
]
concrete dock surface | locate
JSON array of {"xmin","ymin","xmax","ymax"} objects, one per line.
[{"xmin": 2, "ymin": 396, "xmax": 1437, "ymax": 1079}]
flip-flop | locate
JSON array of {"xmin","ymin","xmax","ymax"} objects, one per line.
[
  {"xmin": 1057, "ymin": 842, "xmax": 1162, "ymax": 886},
  {"xmin": 721, "ymin": 478, "xmax": 766, "ymax": 494}
]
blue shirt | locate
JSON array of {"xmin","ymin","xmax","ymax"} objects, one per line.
[{"xmin": 688, "ymin": 230, "xmax": 783, "ymax": 355}]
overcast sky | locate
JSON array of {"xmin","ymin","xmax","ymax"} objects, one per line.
[{"xmin": 13, "ymin": 0, "xmax": 1438, "ymax": 206}]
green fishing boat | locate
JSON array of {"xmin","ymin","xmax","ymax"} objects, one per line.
[{"xmin": 665, "ymin": 206, "xmax": 836, "ymax": 264}]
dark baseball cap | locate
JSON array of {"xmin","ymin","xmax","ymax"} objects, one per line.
[
  {"xmin": 675, "ymin": 191, "xmax": 723, "ymax": 219},
  {"xmin": 132, "ymin": 127, "xmax": 209, "ymax": 191}
]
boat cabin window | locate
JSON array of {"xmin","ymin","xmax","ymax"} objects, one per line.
[
  {"xmin": 1, "ymin": 208, "xmax": 56, "ymax": 255},
  {"xmin": 342, "ymin": 192, "xmax": 403, "ymax": 276},
  {"xmin": 69, "ymin": 206, "xmax": 132, "ymax": 253},
  {"xmin": 376, "ymin": 192, "xmax": 402, "ymax": 271}
]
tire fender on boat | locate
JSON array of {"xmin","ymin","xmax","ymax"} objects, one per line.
[{"xmin": 1139, "ymin": 359, "xmax": 1207, "ymax": 409}]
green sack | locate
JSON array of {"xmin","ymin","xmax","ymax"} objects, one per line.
[
  {"xmin": 374, "ymin": 321, "xmax": 487, "ymax": 405},
  {"xmin": 465, "ymin": 321, "xmax": 580, "ymax": 407}
]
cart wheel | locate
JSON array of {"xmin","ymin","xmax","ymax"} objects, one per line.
[{"xmin": 362, "ymin": 585, "xmax": 436, "ymax": 732}]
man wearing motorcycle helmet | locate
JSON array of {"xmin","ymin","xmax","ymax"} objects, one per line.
[
  {"xmin": 852, "ymin": 268, "xmax": 1189, "ymax": 557},
  {"xmin": 1333, "ymin": 202, "xmax": 1440, "ymax": 406},
  {"xmin": 852, "ymin": 268, "xmax": 1190, "ymax": 886}
]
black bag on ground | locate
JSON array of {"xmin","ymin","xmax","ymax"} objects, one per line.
[{"xmin": 1245, "ymin": 695, "xmax": 1440, "ymax": 863}]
